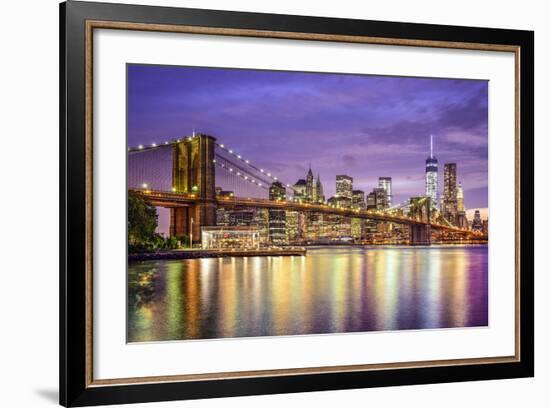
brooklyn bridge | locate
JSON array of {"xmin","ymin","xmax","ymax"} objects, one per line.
[{"xmin": 128, "ymin": 133, "xmax": 483, "ymax": 246}]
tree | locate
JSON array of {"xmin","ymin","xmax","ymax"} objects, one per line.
[{"xmin": 128, "ymin": 191, "xmax": 158, "ymax": 248}]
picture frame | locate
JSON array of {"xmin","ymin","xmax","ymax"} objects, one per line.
[{"xmin": 60, "ymin": 1, "xmax": 534, "ymax": 406}]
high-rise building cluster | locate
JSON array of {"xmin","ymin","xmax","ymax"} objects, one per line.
[
  {"xmin": 294, "ymin": 165, "xmax": 325, "ymax": 204},
  {"xmin": 214, "ymin": 134, "xmax": 486, "ymax": 246},
  {"xmin": 425, "ymin": 136, "xmax": 474, "ymax": 229}
]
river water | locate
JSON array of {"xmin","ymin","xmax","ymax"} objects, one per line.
[{"xmin": 128, "ymin": 245, "xmax": 488, "ymax": 342}]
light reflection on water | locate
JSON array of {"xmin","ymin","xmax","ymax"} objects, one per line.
[{"xmin": 127, "ymin": 245, "xmax": 488, "ymax": 342}]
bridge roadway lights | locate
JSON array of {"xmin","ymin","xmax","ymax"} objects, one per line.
[{"xmin": 409, "ymin": 224, "xmax": 431, "ymax": 245}]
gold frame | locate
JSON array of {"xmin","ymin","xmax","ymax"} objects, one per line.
[{"xmin": 84, "ymin": 20, "xmax": 521, "ymax": 388}]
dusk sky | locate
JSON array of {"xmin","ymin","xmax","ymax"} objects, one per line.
[{"xmin": 128, "ymin": 64, "xmax": 488, "ymax": 210}]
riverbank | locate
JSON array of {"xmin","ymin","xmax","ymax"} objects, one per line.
[
  {"xmin": 300, "ymin": 241, "xmax": 488, "ymax": 246},
  {"xmin": 129, "ymin": 247, "xmax": 307, "ymax": 261}
]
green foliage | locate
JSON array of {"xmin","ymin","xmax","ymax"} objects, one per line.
[
  {"xmin": 128, "ymin": 191, "xmax": 158, "ymax": 251},
  {"xmin": 127, "ymin": 191, "xmax": 194, "ymax": 253},
  {"xmin": 177, "ymin": 235, "xmax": 191, "ymax": 248},
  {"xmin": 165, "ymin": 236, "xmax": 179, "ymax": 249}
]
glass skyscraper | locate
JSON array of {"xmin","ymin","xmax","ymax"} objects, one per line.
[
  {"xmin": 443, "ymin": 163, "xmax": 458, "ymax": 225},
  {"xmin": 378, "ymin": 177, "xmax": 392, "ymax": 207},
  {"xmin": 335, "ymin": 175, "xmax": 353, "ymax": 200},
  {"xmin": 425, "ymin": 135, "xmax": 438, "ymax": 207}
]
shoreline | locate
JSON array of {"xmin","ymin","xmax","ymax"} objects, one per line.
[
  {"xmin": 128, "ymin": 242, "xmax": 487, "ymax": 262},
  {"xmin": 128, "ymin": 248, "xmax": 307, "ymax": 262}
]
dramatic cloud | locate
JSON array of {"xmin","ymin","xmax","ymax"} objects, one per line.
[{"xmin": 128, "ymin": 65, "xmax": 488, "ymax": 208}]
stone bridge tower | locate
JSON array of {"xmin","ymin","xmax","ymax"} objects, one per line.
[
  {"xmin": 408, "ymin": 197, "xmax": 432, "ymax": 245},
  {"xmin": 169, "ymin": 134, "xmax": 217, "ymax": 243}
]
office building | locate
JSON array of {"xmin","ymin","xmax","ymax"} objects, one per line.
[
  {"xmin": 378, "ymin": 177, "xmax": 392, "ymax": 207},
  {"xmin": 425, "ymin": 135, "xmax": 438, "ymax": 207}
]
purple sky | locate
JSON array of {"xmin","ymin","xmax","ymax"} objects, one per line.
[{"xmin": 128, "ymin": 64, "xmax": 488, "ymax": 209}]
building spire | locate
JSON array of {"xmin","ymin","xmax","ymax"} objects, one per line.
[{"xmin": 430, "ymin": 134, "xmax": 433, "ymax": 158}]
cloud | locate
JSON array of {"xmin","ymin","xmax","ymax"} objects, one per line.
[{"xmin": 128, "ymin": 65, "xmax": 489, "ymax": 207}]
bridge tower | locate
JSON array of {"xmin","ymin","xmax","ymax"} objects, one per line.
[
  {"xmin": 169, "ymin": 134, "xmax": 217, "ymax": 243},
  {"xmin": 408, "ymin": 197, "xmax": 432, "ymax": 245}
]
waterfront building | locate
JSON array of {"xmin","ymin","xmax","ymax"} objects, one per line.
[
  {"xmin": 456, "ymin": 182, "xmax": 468, "ymax": 228},
  {"xmin": 201, "ymin": 226, "xmax": 260, "ymax": 250},
  {"xmin": 328, "ymin": 195, "xmax": 352, "ymax": 208},
  {"xmin": 472, "ymin": 209, "xmax": 483, "ymax": 232},
  {"xmin": 443, "ymin": 163, "xmax": 458, "ymax": 225},
  {"xmin": 378, "ymin": 177, "xmax": 392, "ymax": 207},
  {"xmin": 350, "ymin": 218, "xmax": 363, "ymax": 240},
  {"xmin": 268, "ymin": 181, "xmax": 288, "ymax": 244},
  {"xmin": 425, "ymin": 135, "xmax": 438, "ymax": 206},
  {"xmin": 367, "ymin": 187, "xmax": 388, "ymax": 210},
  {"xmin": 286, "ymin": 210, "xmax": 301, "ymax": 243},
  {"xmin": 457, "ymin": 212, "xmax": 468, "ymax": 229},
  {"xmin": 252, "ymin": 208, "xmax": 270, "ymax": 244},
  {"xmin": 365, "ymin": 187, "xmax": 388, "ymax": 236},
  {"xmin": 335, "ymin": 175, "xmax": 353, "ymax": 201},
  {"xmin": 293, "ymin": 179, "xmax": 307, "ymax": 201},
  {"xmin": 316, "ymin": 174, "xmax": 325, "ymax": 203},
  {"xmin": 457, "ymin": 181, "xmax": 465, "ymax": 212},
  {"xmin": 216, "ymin": 207, "xmax": 230, "ymax": 226},
  {"xmin": 306, "ymin": 166, "xmax": 315, "ymax": 202},
  {"xmin": 352, "ymin": 190, "xmax": 366, "ymax": 209},
  {"xmin": 228, "ymin": 209, "xmax": 255, "ymax": 226}
]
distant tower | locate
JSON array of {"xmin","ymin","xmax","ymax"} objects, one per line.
[
  {"xmin": 457, "ymin": 181, "xmax": 468, "ymax": 228},
  {"xmin": 378, "ymin": 177, "xmax": 392, "ymax": 207},
  {"xmin": 425, "ymin": 135, "xmax": 438, "ymax": 207},
  {"xmin": 306, "ymin": 165, "xmax": 314, "ymax": 202},
  {"xmin": 471, "ymin": 209, "xmax": 483, "ymax": 231},
  {"xmin": 443, "ymin": 163, "xmax": 458, "ymax": 225},
  {"xmin": 268, "ymin": 181, "xmax": 288, "ymax": 244},
  {"xmin": 316, "ymin": 174, "xmax": 325, "ymax": 203},
  {"xmin": 457, "ymin": 181, "xmax": 465, "ymax": 212}
]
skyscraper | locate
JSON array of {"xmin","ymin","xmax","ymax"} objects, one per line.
[
  {"xmin": 457, "ymin": 181, "xmax": 465, "ymax": 212},
  {"xmin": 335, "ymin": 175, "xmax": 353, "ymax": 200},
  {"xmin": 425, "ymin": 135, "xmax": 438, "ymax": 207},
  {"xmin": 268, "ymin": 181, "xmax": 287, "ymax": 244},
  {"xmin": 443, "ymin": 163, "xmax": 458, "ymax": 225},
  {"xmin": 378, "ymin": 177, "xmax": 392, "ymax": 207},
  {"xmin": 305, "ymin": 165, "xmax": 315, "ymax": 203},
  {"xmin": 292, "ymin": 179, "xmax": 307, "ymax": 201},
  {"xmin": 456, "ymin": 181, "xmax": 468, "ymax": 229},
  {"xmin": 366, "ymin": 188, "xmax": 388, "ymax": 210},
  {"xmin": 316, "ymin": 174, "xmax": 325, "ymax": 203},
  {"xmin": 471, "ymin": 209, "xmax": 483, "ymax": 232},
  {"xmin": 352, "ymin": 190, "xmax": 365, "ymax": 209}
]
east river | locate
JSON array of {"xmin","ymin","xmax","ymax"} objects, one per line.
[{"xmin": 127, "ymin": 245, "xmax": 488, "ymax": 342}]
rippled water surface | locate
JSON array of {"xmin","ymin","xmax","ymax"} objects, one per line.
[{"xmin": 128, "ymin": 245, "xmax": 488, "ymax": 342}]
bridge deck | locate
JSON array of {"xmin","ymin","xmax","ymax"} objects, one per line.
[{"xmin": 131, "ymin": 189, "xmax": 478, "ymax": 235}]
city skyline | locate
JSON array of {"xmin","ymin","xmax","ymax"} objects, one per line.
[{"xmin": 128, "ymin": 64, "xmax": 488, "ymax": 210}]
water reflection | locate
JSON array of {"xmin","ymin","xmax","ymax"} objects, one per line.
[{"xmin": 127, "ymin": 245, "xmax": 488, "ymax": 342}]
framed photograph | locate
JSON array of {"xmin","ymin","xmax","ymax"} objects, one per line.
[{"xmin": 60, "ymin": 1, "xmax": 534, "ymax": 406}]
